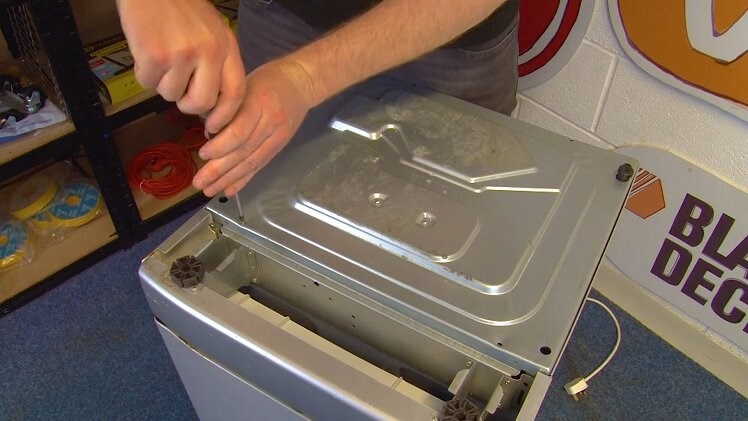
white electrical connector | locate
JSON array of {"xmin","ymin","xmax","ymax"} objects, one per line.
[
  {"xmin": 565, "ymin": 297, "xmax": 621, "ymax": 401},
  {"xmin": 564, "ymin": 377, "xmax": 588, "ymax": 401}
]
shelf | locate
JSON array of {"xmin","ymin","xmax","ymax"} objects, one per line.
[
  {"xmin": 114, "ymin": 110, "xmax": 207, "ymax": 221},
  {"xmin": 68, "ymin": 0, "xmax": 163, "ymax": 123},
  {"xmin": 0, "ymin": 1, "xmax": 213, "ymax": 315},
  {"xmin": 103, "ymin": 89, "xmax": 158, "ymax": 117},
  {"xmin": 0, "ymin": 0, "xmax": 173, "ymax": 316},
  {"xmin": 0, "ymin": 59, "xmax": 76, "ymax": 168},
  {"xmin": 0, "ymin": 213, "xmax": 117, "ymax": 304},
  {"xmin": 0, "ymin": 120, "xmax": 76, "ymax": 166},
  {"xmin": 104, "ymin": 91, "xmax": 173, "ymax": 132},
  {"xmin": 132, "ymin": 174, "xmax": 204, "ymax": 221},
  {"xmin": 69, "ymin": 0, "xmax": 121, "ymax": 46}
]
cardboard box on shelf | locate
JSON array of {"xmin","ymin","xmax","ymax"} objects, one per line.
[{"xmin": 84, "ymin": 34, "xmax": 144, "ymax": 106}]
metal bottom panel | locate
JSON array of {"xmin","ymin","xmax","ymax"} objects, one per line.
[
  {"xmin": 157, "ymin": 321, "xmax": 307, "ymax": 421},
  {"xmin": 206, "ymin": 90, "xmax": 636, "ymax": 374}
]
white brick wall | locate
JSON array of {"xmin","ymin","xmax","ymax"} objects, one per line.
[
  {"xmin": 514, "ymin": 0, "xmax": 748, "ymax": 363},
  {"xmin": 516, "ymin": 0, "xmax": 748, "ymax": 190}
]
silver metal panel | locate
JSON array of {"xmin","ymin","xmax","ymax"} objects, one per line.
[
  {"xmin": 157, "ymin": 321, "xmax": 308, "ymax": 421},
  {"xmin": 205, "ymin": 90, "xmax": 636, "ymax": 374},
  {"xmin": 515, "ymin": 372, "xmax": 552, "ymax": 421},
  {"xmin": 140, "ymin": 251, "xmax": 442, "ymax": 421}
]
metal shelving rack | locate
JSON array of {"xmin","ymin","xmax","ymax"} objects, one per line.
[{"xmin": 0, "ymin": 0, "xmax": 205, "ymax": 315}]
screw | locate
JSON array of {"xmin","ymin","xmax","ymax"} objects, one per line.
[{"xmin": 616, "ymin": 163, "xmax": 634, "ymax": 182}]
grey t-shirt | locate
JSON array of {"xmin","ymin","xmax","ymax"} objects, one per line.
[{"xmin": 272, "ymin": 0, "xmax": 519, "ymax": 49}]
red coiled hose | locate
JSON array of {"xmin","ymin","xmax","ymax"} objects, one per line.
[{"xmin": 126, "ymin": 125, "xmax": 208, "ymax": 199}]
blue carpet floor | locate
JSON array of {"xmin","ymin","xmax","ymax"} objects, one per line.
[{"xmin": 1, "ymin": 208, "xmax": 745, "ymax": 420}]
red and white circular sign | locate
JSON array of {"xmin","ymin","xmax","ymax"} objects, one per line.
[{"xmin": 518, "ymin": 0, "xmax": 595, "ymax": 89}]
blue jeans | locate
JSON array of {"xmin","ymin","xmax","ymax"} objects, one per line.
[{"xmin": 237, "ymin": 0, "xmax": 519, "ymax": 115}]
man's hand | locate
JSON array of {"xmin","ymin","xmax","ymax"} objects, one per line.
[
  {"xmin": 116, "ymin": 0, "xmax": 245, "ymax": 134},
  {"xmin": 193, "ymin": 59, "xmax": 316, "ymax": 197}
]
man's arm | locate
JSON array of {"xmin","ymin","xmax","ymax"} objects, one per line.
[{"xmin": 194, "ymin": 0, "xmax": 508, "ymax": 197}]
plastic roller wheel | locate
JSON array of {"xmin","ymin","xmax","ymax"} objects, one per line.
[{"xmin": 169, "ymin": 255, "xmax": 205, "ymax": 288}]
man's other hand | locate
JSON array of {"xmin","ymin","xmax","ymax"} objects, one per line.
[{"xmin": 193, "ymin": 59, "xmax": 316, "ymax": 197}]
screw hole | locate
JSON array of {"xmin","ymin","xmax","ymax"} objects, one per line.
[
  {"xmin": 496, "ymin": 342, "xmax": 503, "ymax": 347},
  {"xmin": 328, "ymin": 297, "xmax": 333, "ymax": 301},
  {"xmin": 368, "ymin": 192, "xmax": 389, "ymax": 208},
  {"xmin": 351, "ymin": 315, "xmax": 356, "ymax": 319},
  {"xmin": 540, "ymin": 346, "xmax": 552, "ymax": 355},
  {"xmin": 313, "ymin": 281, "xmax": 319, "ymax": 286},
  {"xmin": 351, "ymin": 324, "xmax": 356, "ymax": 328},
  {"xmin": 415, "ymin": 211, "xmax": 436, "ymax": 228},
  {"xmin": 218, "ymin": 196, "xmax": 228, "ymax": 203}
]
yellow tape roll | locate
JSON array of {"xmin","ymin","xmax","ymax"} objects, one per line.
[{"xmin": 8, "ymin": 175, "xmax": 57, "ymax": 220}]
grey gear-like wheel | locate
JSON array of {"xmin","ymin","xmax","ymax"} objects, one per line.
[
  {"xmin": 440, "ymin": 397, "xmax": 481, "ymax": 421},
  {"xmin": 169, "ymin": 255, "xmax": 204, "ymax": 288}
]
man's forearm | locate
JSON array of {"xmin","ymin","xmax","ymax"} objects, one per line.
[{"xmin": 287, "ymin": 0, "xmax": 507, "ymax": 106}]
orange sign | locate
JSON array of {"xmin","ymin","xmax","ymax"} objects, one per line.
[
  {"xmin": 610, "ymin": 0, "xmax": 748, "ymax": 121},
  {"xmin": 518, "ymin": 0, "xmax": 594, "ymax": 89},
  {"xmin": 625, "ymin": 168, "xmax": 666, "ymax": 220}
]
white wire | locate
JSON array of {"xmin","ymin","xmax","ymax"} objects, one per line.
[{"xmin": 583, "ymin": 297, "xmax": 621, "ymax": 382}]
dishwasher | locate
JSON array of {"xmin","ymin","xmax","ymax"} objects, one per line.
[{"xmin": 139, "ymin": 89, "xmax": 636, "ymax": 420}]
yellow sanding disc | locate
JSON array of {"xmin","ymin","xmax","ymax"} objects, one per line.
[
  {"xmin": 29, "ymin": 211, "xmax": 57, "ymax": 231},
  {"xmin": 0, "ymin": 221, "xmax": 29, "ymax": 269},
  {"xmin": 8, "ymin": 175, "xmax": 58, "ymax": 220},
  {"xmin": 47, "ymin": 182, "xmax": 103, "ymax": 228}
]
